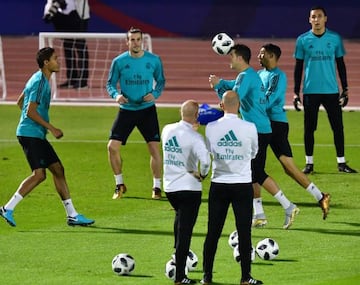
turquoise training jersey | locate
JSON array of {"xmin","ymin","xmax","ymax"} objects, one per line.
[
  {"xmin": 258, "ymin": 67, "xmax": 288, "ymax": 123},
  {"xmin": 214, "ymin": 67, "xmax": 271, "ymax": 134},
  {"xmin": 16, "ymin": 70, "xmax": 51, "ymax": 139},
  {"xmin": 294, "ymin": 28, "xmax": 345, "ymax": 94},
  {"xmin": 106, "ymin": 50, "xmax": 165, "ymax": 111}
]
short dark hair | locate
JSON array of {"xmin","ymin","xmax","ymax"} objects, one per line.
[
  {"xmin": 230, "ymin": 44, "xmax": 251, "ymax": 64},
  {"xmin": 310, "ymin": 6, "xmax": 327, "ymax": 16},
  {"xmin": 127, "ymin": 27, "xmax": 143, "ymax": 39},
  {"xmin": 262, "ymin": 43, "xmax": 282, "ymax": 60},
  {"xmin": 36, "ymin": 47, "xmax": 55, "ymax": 68}
]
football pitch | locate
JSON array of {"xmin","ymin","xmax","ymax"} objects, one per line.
[{"xmin": 0, "ymin": 104, "xmax": 359, "ymax": 285}]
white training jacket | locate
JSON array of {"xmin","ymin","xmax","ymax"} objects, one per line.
[
  {"xmin": 162, "ymin": 120, "xmax": 211, "ymax": 192},
  {"xmin": 205, "ymin": 113, "xmax": 258, "ymax": 184}
]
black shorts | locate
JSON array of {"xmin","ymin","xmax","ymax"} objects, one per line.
[
  {"xmin": 109, "ymin": 105, "xmax": 160, "ymax": 145},
  {"xmin": 251, "ymin": 133, "xmax": 271, "ymax": 185},
  {"xmin": 18, "ymin": 136, "xmax": 60, "ymax": 170},
  {"xmin": 269, "ymin": 121, "xmax": 293, "ymax": 158}
]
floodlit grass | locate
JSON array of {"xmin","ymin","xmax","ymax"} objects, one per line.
[{"xmin": 0, "ymin": 104, "xmax": 359, "ymax": 285}]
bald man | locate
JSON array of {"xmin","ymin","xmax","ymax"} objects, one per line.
[
  {"xmin": 162, "ymin": 100, "xmax": 211, "ymax": 285},
  {"xmin": 201, "ymin": 91, "xmax": 262, "ymax": 285}
]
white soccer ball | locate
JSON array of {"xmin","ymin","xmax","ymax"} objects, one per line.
[
  {"xmin": 228, "ymin": 230, "xmax": 238, "ymax": 248},
  {"xmin": 165, "ymin": 259, "xmax": 189, "ymax": 281},
  {"xmin": 112, "ymin": 253, "xmax": 135, "ymax": 275},
  {"xmin": 255, "ymin": 238, "xmax": 279, "ymax": 260},
  {"xmin": 211, "ymin": 32, "xmax": 234, "ymax": 55},
  {"xmin": 186, "ymin": 249, "xmax": 198, "ymax": 271},
  {"xmin": 233, "ymin": 245, "xmax": 256, "ymax": 263}
]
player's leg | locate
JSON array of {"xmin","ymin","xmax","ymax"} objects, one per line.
[
  {"xmin": 0, "ymin": 137, "xmax": 48, "ymax": 227},
  {"xmin": 137, "ymin": 105, "xmax": 162, "ymax": 199},
  {"xmin": 45, "ymin": 143, "xmax": 94, "ymax": 226},
  {"xmin": 303, "ymin": 94, "xmax": 321, "ymax": 173},
  {"xmin": 108, "ymin": 109, "xmax": 134, "ymax": 199},
  {"xmin": 147, "ymin": 141, "xmax": 162, "ymax": 198},
  {"xmin": 323, "ymin": 94, "xmax": 357, "ymax": 173},
  {"xmin": 255, "ymin": 134, "xmax": 299, "ymax": 229}
]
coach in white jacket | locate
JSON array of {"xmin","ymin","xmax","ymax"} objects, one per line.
[
  {"xmin": 201, "ymin": 91, "xmax": 263, "ymax": 285},
  {"xmin": 162, "ymin": 100, "xmax": 211, "ymax": 285}
]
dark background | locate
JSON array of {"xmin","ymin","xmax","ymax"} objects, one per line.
[{"xmin": 1, "ymin": 0, "xmax": 360, "ymax": 38}]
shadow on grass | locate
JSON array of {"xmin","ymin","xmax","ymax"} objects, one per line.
[{"xmin": 290, "ymin": 227, "xmax": 360, "ymax": 237}]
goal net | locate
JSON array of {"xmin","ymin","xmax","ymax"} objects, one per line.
[{"xmin": 39, "ymin": 32, "xmax": 152, "ymax": 101}]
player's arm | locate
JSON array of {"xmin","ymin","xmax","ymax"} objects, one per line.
[
  {"xmin": 16, "ymin": 93, "xmax": 24, "ymax": 110},
  {"xmin": 293, "ymin": 59, "xmax": 304, "ymax": 111},
  {"xmin": 150, "ymin": 57, "xmax": 166, "ymax": 99},
  {"xmin": 336, "ymin": 56, "xmax": 349, "ymax": 107},
  {"xmin": 26, "ymin": 102, "xmax": 63, "ymax": 139}
]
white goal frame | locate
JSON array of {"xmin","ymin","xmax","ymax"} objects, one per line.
[
  {"xmin": 38, "ymin": 32, "xmax": 152, "ymax": 101},
  {"xmin": 0, "ymin": 36, "xmax": 7, "ymax": 100}
]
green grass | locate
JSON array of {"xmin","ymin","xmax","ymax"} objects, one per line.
[{"xmin": 0, "ymin": 104, "xmax": 359, "ymax": 285}]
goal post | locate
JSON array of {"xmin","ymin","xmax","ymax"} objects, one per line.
[
  {"xmin": 38, "ymin": 32, "xmax": 152, "ymax": 101},
  {"xmin": 0, "ymin": 36, "xmax": 7, "ymax": 100}
]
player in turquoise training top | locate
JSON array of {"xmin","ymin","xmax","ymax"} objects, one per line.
[
  {"xmin": 0, "ymin": 47, "xmax": 94, "ymax": 227},
  {"xmin": 293, "ymin": 5, "xmax": 357, "ymax": 174},
  {"xmin": 106, "ymin": 27, "xmax": 166, "ymax": 200},
  {"xmin": 209, "ymin": 43, "xmax": 299, "ymax": 230},
  {"xmin": 254, "ymin": 43, "xmax": 330, "ymax": 227}
]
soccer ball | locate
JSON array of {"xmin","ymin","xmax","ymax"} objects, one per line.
[
  {"xmin": 165, "ymin": 259, "xmax": 188, "ymax": 280},
  {"xmin": 170, "ymin": 250, "xmax": 198, "ymax": 272},
  {"xmin": 211, "ymin": 32, "xmax": 234, "ymax": 55},
  {"xmin": 255, "ymin": 238, "xmax": 279, "ymax": 260},
  {"xmin": 233, "ymin": 245, "xmax": 256, "ymax": 263},
  {"xmin": 228, "ymin": 230, "xmax": 238, "ymax": 248},
  {"xmin": 111, "ymin": 253, "xmax": 135, "ymax": 275},
  {"xmin": 186, "ymin": 249, "xmax": 198, "ymax": 271}
]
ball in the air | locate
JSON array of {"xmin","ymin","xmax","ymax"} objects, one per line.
[{"xmin": 211, "ymin": 32, "xmax": 234, "ymax": 55}]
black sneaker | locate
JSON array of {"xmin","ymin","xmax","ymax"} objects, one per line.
[
  {"xmin": 338, "ymin": 163, "xmax": 357, "ymax": 173},
  {"xmin": 152, "ymin": 187, "xmax": 162, "ymax": 199},
  {"xmin": 112, "ymin": 184, "xmax": 127, "ymax": 199},
  {"xmin": 200, "ymin": 278, "xmax": 212, "ymax": 285},
  {"xmin": 302, "ymin": 163, "xmax": 314, "ymax": 174},
  {"xmin": 240, "ymin": 276, "xmax": 263, "ymax": 285},
  {"xmin": 59, "ymin": 81, "xmax": 74, "ymax": 89},
  {"xmin": 73, "ymin": 82, "xmax": 88, "ymax": 89},
  {"xmin": 174, "ymin": 277, "xmax": 196, "ymax": 284}
]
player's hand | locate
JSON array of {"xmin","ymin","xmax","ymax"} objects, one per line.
[
  {"xmin": 51, "ymin": 128, "xmax": 63, "ymax": 139},
  {"xmin": 209, "ymin": 74, "xmax": 219, "ymax": 89},
  {"xmin": 293, "ymin": 94, "xmax": 302, "ymax": 111},
  {"xmin": 143, "ymin": 93, "xmax": 155, "ymax": 102},
  {"xmin": 339, "ymin": 89, "xmax": 349, "ymax": 107},
  {"xmin": 188, "ymin": 171, "xmax": 207, "ymax": 182},
  {"xmin": 116, "ymin": 94, "xmax": 128, "ymax": 104}
]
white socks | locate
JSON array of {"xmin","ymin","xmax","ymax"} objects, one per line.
[
  {"xmin": 153, "ymin": 178, "xmax": 161, "ymax": 189},
  {"xmin": 274, "ymin": 190, "xmax": 291, "ymax": 210},
  {"xmin": 114, "ymin": 174, "xmax": 123, "ymax": 185},
  {"xmin": 62, "ymin": 199, "xmax": 78, "ymax": 218},
  {"xmin": 306, "ymin": 182, "xmax": 323, "ymax": 201},
  {"xmin": 4, "ymin": 192, "xmax": 23, "ymax": 210}
]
